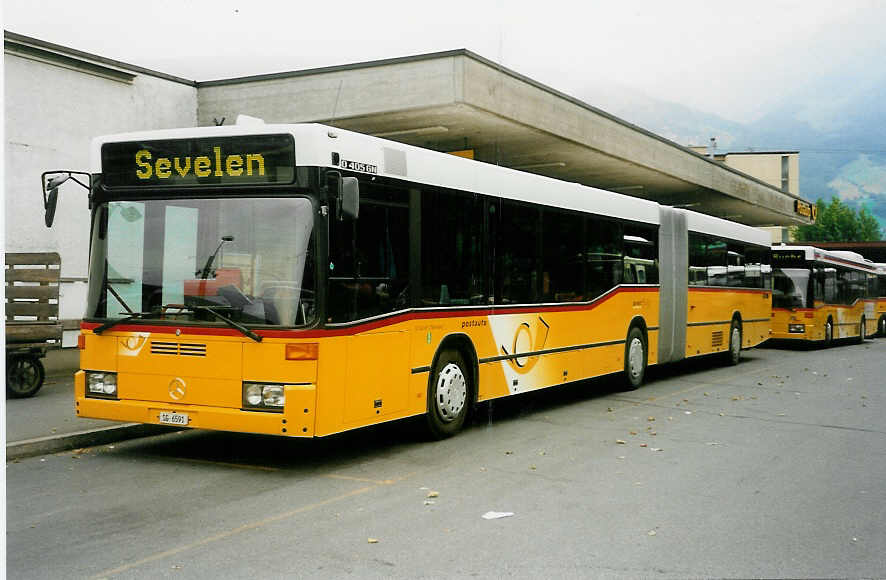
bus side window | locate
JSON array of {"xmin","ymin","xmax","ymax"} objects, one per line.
[
  {"xmin": 623, "ymin": 224, "xmax": 658, "ymax": 285},
  {"xmin": 688, "ymin": 233, "xmax": 707, "ymax": 286},
  {"xmin": 327, "ymin": 182, "xmax": 409, "ymax": 322},
  {"xmin": 542, "ymin": 208, "xmax": 584, "ymax": 302},
  {"xmin": 585, "ymin": 215, "xmax": 622, "ymax": 299},
  {"xmin": 421, "ymin": 188, "xmax": 486, "ymax": 306},
  {"xmin": 496, "ymin": 200, "xmax": 541, "ymax": 305}
]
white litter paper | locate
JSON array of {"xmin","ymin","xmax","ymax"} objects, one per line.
[{"xmin": 482, "ymin": 511, "xmax": 515, "ymax": 520}]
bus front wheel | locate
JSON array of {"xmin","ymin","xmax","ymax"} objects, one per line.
[
  {"xmin": 622, "ymin": 327, "xmax": 647, "ymax": 391},
  {"xmin": 856, "ymin": 317, "xmax": 866, "ymax": 344},
  {"xmin": 824, "ymin": 319, "xmax": 834, "ymax": 347},
  {"xmin": 879, "ymin": 316, "xmax": 886, "ymax": 337},
  {"xmin": 425, "ymin": 348, "xmax": 471, "ymax": 439}
]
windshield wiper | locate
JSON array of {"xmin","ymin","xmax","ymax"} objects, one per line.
[
  {"xmin": 92, "ymin": 304, "xmax": 262, "ymax": 342},
  {"xmin": 93, "ymin": 312, "xmax": 155, "ymax": 335},
  {"xmin": 191, "ymin": 305, "xmax": 263, "ymax": 342},
  {"xmin": 92, "ymin": 305, "xmax": 262, "ymax": 342}
]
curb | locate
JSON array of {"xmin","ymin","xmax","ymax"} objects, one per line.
[{"xmin": 6, "ymin": 424, "xmax": 181, "ymax": 461}]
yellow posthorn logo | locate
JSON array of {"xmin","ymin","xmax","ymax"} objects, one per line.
[
  {"xmin": 135, "ymin": 147, "xmax": 266, "ymax": 180},
  {"xmin": 501, "ymin": 315, "xmax": 550, "ymax": 374}
]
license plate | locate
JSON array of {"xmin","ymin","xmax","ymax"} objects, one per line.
[{"xmin": 158, "ymin": 411, "xmax": 189, "ymax": 426}]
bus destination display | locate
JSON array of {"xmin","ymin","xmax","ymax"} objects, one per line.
[
  {"xmin": 101, "ymin": 134, "xmax": 295, "ymax": 187},
  {"xmin": 770, "ymin": 249, "xmax": 807, "ymax": 267}
]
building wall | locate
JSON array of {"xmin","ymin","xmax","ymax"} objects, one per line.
[
  {"xmin": 4, "ymin": 43, "xmax": 197, "ymax": 339},
  {"xmin": 723, "ymin": 153, "xmax": 799, "ymax": 194}
]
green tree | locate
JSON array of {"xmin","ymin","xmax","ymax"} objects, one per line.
[{"xmin": 793, "ymin": 196, "xmax": 882, "ymax": 242}]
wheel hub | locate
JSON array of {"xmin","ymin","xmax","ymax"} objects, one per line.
[
  {"xmin": 435, "ymin": 363, "xmax": 467, "ymax": 422},
  {"xmin": 628, "ymin": 338, "xmax": 644, "ymax": 379}
]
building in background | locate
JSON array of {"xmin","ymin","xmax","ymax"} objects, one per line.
[{"xmin": 690, "ymin": 144, "xmax": 801, "ymax": 243}]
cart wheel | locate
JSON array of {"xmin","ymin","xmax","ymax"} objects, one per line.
[{"xmin": 6, "ymin": 355, "xmax": 46, "ymax": 398}]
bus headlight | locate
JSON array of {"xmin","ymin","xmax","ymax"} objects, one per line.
[
  {"xmin": 86, "ymin": 372, "xmax": 118, "ymax": 398},
  {"xmin": 242, "ymin": 382, "xmax": 285, "ymax": 411},
  {"xmin": 262, "ymin": 386, "xmax": 285, "ymax": 407},
  {"xmin": 245, "ymin": 384, "xmax": 264, "ymax": 406}
]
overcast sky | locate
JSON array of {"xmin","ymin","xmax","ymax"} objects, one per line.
[{"xmin": 4, "ymin": 0, "xmax": 886, "ymax": 123}]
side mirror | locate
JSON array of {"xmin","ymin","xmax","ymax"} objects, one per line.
[
  {"xmin": 328, "ymin": 171, "xmax": 359, "ymax": 220},
  {"xmin": 44, "ymin": 187, "xmax": 59, "ymax": 227},
  {"xmin": 41, "ymin": 170, "xmax": 92, "ymax": 228},
  {"xmin": 340, "ymin": 177, "xmax": 359, "ymax": 220},
  {"xmin": 42, "ymin": 173, "xmax": 69, "ymax": 228}
]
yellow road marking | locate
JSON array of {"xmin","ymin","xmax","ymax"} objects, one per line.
[
  {"xmin": 325, "ymin": 474, "xmax": 397, "ymax": 485},
  {"xmin": 165, "ymin": 456, "xmax": 280, "ymax": 472}
]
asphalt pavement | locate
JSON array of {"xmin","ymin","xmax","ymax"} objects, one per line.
[{"xmin": 6, "ymin": 337, "xmax": 886, "ymax": 578}]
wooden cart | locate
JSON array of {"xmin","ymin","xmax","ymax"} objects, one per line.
[{"xmin": 5, "ymin": 252, "xmax": 63, "ymax": 398}]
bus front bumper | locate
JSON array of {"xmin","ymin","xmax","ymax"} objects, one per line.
[{"xmin": 74, "ymin": 371, "xmax": 316, "ymax": 437}]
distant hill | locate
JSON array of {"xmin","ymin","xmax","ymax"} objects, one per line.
[{"xmin": 580, "ymin": 77, "xmax": 886, "ymax": 233}]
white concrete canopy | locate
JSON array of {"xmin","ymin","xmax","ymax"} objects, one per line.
[{"xmin": 198, "ymin": 49, "xmax": 813, "ymax": 227}]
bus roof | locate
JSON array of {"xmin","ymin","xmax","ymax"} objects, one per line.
[
  {"xmin": 91, "ymin": 123, "xmax": 769, "ymax": 246},
  {"xmin": 772, "ymin": 245, "xmax": 879, "ymax": 272}
]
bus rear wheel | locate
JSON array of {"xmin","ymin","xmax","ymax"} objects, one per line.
[
  {"xmin": 425, "ymin": 348, "xmax": 471, "ymax": 439},
  {"xmin": 856, "ymin": 317, "xmax": 866, "ymax": 344},
  {"xmin": 725, "ymin": 320, "xmax": 742, "ymax": 366},
  {"xmin": 823, "ymin": 319, "xmax": 834, "ymax": 347},
  {"xmin": 879, "ymin": 316, "xmax": 886, "ymax": 337},
  {"xmin": 622, "ymin": 327, "xmax": 647, "ymax": 391}
]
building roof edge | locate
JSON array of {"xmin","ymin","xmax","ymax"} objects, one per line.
[{"xmin": 4, "ymin": 30, "xmax": 196, "ymax": 87}]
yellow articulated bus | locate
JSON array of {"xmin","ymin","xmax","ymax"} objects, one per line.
[
  {"xmin": 42, "ymin": 123, "xmax": 770, "ymax": 439},
  {"xmin": 770, "ymin": 246, "xmax": 878, "ymax": 345}
]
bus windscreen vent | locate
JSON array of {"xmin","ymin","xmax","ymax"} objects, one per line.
[{"xmin": 151, "ymin": 341, "xmax": 207, "ymax": 356}]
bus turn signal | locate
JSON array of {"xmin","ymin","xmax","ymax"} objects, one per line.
[{"xmin": 286, "ymin": 343, "xmax": 318, "ymax": 360}]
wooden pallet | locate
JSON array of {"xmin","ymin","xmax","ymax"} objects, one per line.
[{"xmin": 5, "ymin": 252, "xmax": 63, "ymax": 351}]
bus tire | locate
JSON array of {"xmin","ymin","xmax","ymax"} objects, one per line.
[
  {"xmin": 726, "ymin": 319, "xmax": 742, "ymax": 366},
  {"xmin": 879, "ymin": 316, "xmax": 886, "ymax": 338},
  {"xmin": 856, "ymin": 317, "xmax": 866, "ymax": 344},
  {"xmin": 823, "ymin": 318, "xmax": 834, "ymax": 347},
  {"xmin": 425, "ymin": 348, "xmax": 471, "ymax": 439},
  {"xmin": 622, "ymin": 326, "xmax": 647, "ymax": 391}
]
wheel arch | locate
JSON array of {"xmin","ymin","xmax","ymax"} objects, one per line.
[{"xmin": 627, "ymin": 315, "xmax": 648, "ymax": 343}]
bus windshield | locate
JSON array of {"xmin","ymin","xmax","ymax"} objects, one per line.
[
  {"xmin": 772, "ymin": 267, "xmax": 811, "ymax": 308},
  {"xmin": 86, "ymin": 196, "xmax": 316, "ymax": 327}
]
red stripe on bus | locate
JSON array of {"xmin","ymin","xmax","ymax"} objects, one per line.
[
  {"xmin": 80, "ymin": 286, "xmax": 660, "ymax": 338},
  {"xmin": 689, "ymin": 287, "xmax": 769, "ymax": 294}
]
